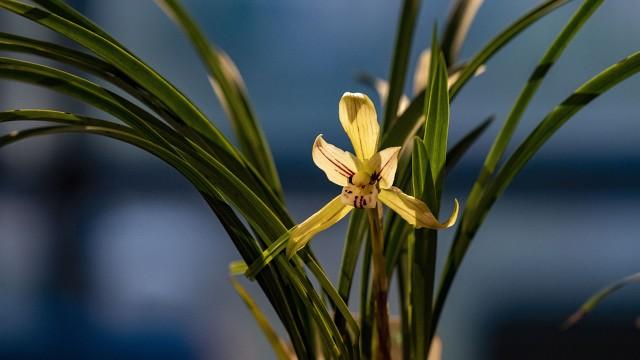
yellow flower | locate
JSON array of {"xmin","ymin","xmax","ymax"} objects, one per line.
[{"xmin": 286, "ymin": 92, "xmax": 459, "ymax": 257}]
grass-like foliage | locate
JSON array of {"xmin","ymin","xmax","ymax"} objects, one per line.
[{"xmin": 1, "ymin": 0, "xmax": 638, "ymax": 358}]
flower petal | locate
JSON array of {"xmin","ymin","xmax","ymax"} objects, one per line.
[
  {"xmin": 286, "ymin": 195, "xmax": 353, "ymax": 257},
  {"xmin": 375, "ymin": 147, "xmax": 401, "ymax": 189},
  {"xmin": 312, "ymin": 135, "xmax": 358, "ymax": 186},
  {"xmin": 378, "ymin": 187, "xmax": 458, "ymax": 229},
  {"xmin": 338, "ymin": 92, "xmax": 380, "ymax": 160}
]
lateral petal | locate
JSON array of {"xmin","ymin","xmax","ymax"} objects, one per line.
[
  {"xmin": 374, "ymin": 147, "xmax": 401, "ymax": 189},
  {"xmin": 338, "ymin": 92, "xmax": 380, "ymax": 160},
  {"xmin": 378, "ymin": 187, "xmax": 458, "ymax": 229},
  {"xmin": 312, "ymin": 135, "xmax": 358, "ymax": 186},
  {"xmin": 286, "ymin": 195, "xmax": 353, "ymax": 257}
]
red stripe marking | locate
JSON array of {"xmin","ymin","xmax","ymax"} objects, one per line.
[{"xmin": 316, "ymin": 143, "xmax": 355, "ymax": 177}]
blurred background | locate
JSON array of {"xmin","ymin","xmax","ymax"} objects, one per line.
[{"xmin": 1, "ymin": 0, "xmax": 639, "ymax": 359}]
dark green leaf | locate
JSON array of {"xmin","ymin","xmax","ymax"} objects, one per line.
[
  {"xmin": 156, "ymin": 0, "xmax": 283, "ymax": 198},
  {"xmin": 382, "ymin": 0, "xmax": 569, "ymax": 149},
  {"xmin": 434, "ymin": 1, "xmax": 609, "ymax": 333},
  {"xmin": 382, "ymin": 0, "xmax": 422, "ymax": 131},
  {"xmin": 422, "ymin": 47, "xmax": 450, "ymax": 190}
]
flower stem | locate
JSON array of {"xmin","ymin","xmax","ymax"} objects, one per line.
[{"xmin": 368, "ymin": 206, "xmax": 391, "ymax": 360}]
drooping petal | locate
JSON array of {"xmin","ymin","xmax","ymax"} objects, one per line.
[
  {"xmin": 375, "ymin": 147, "xmax": 401, "ymax": 189},
  {"xmin": 338, "ymin": 92, "xmax": 380, "ymax": 160},
  {"xmin": 378, "ymin": 187, "xmax": 458, "ymax": 229},
  {"xmin": 286, "ymin": 195, "xmax": 353, "ymax": 257},
  {"xmin": 312, "ymin": 135, "xmax": 357, "ymax": 186}
]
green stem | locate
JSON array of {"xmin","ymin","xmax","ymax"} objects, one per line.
[{"xmin": 368, "ymin": 206, "xmax": 390, "ymax": 360}]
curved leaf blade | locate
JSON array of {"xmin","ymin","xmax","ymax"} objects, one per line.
[{"xmin": 155, "ymin": 0, "xmax": 283, "ymax": 198}]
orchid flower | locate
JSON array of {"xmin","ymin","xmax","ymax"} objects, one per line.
[{"xmin": 286, "ymin": 92, "xmax": 459, "ymax": 257}]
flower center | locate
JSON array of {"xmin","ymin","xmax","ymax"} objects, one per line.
[
  {"xmin": 350, "ymin": 171, "xmax": 370, "ymax": 187},
  {"xmin": 341, "ymin": 171, "xmax": 378, "ymax": 209}
]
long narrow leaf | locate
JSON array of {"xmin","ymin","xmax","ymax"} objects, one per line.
[
  {"xmin": 155, "ymin": 0, "xmax": 283, "ymax": 198},
  {"xmin": 0, "ymin": 32, "xmax": 190, "ymax": 129},
  {"xmin": 422, "ymin": 48, "xmax": 450, "ymax": 190},
  {"xmin": 382, "ymin": 0, "xmax": 422, "ymax": 131},
  {"xmin": 0, "ymin": 56, "xmax": 293, "ymax": 227},
  {"xmin": 441, "ymin": 0, "xmax": 484, "ymax": 65},
  {"xmin": 564, "ymin": 272, "xmax": 640, "ymax": 329},
  {"xmin": 382, "ymin": 115, "xmax": 492, "ymax": 279},
  {"xmin": 434, "ymin": 50, "xmax": 640, "ymax": 333},
  {"xmin": 465, "ymin": 0, "xmax": 604, "ymax": 214},
  {"xmin": 410, "ymin": 140, "xmax": 436, "ymax": 360},
  {"xmin": 434, "ymin": 0, "xmax": 611, "ymax": 331},
  {"xmin": 0, "ymin": 123, "xmax": 326, "ymax": 356},
  {"xmin": 334, "ymin": 210, "xmax": 368, "ymax": 345},
  {"xmin": 31, "ymin": 0, "xmax": 125, "ymax": 51},
  {"xmin": 230, "ymin": 276, "xmax": 292, "ymax": 360},
  {"xmin": 0, "ymin": 0, "xmax": 234, "ymax": 156},
  {"xmin": 382, "ymin": 0, "xmax": 569, "ymax": 149}
]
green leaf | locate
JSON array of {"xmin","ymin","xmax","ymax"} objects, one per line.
[
  {"xmin": 563, "ymin": 272, "xmax": 640, "ymax": 329},
  {"xmin": 31, "ymin": 0, "xmax": 127, "ymax": 52},
  {"xmin": 0, "ymin": 32, "xmax": 189, "ymax": 129},
  {"xmin": 411, "ymin": 137, "xmax": 429, "ymax": 198},
  {"xmin": 382, "ymin": 116, "xmax": 492, "ymax": 279},
  {"xmin": 155, "ymin": 0, "xmax": 283, "ymax": 199},
  {"xmin": 230, "ymin": 276, "xmax": 292, "ymax": 360},
  {"xmin": 304, "ymin": 257, "xmax": 360, "ymax": 346},
  {"xmin": 381, "ymin": 0, "xmax": 570, "ymax": 149},
  {"xmin": 422, "ymin": 46, "xmax": 450, "ymax": 191},
  {"xmin": 359, "ymin": 237, "xmax": 373, "ymax": 359},
  {"xmin": 410, "ymin": 139, "xmax": 436, "ymax": 360},
  {"xmin": 441, "ymin": 0, "xmax": 484, "ymax": 65},
  {"xmin": 396, "ymin": 251, "xmax": 411, "ymax": 360},
  {"xmin": 435, "ymin": 50, "xmax": 640, "ymax": 336},
  {"xmin": 484, "ymin": 51, "xmax": 640, "ymax": 226},
  {"xmin": 465, "ymin": 0, "xmax": 604, "ymax": 215},
  {"xmin": 244, "ymin": 231, "xmax": 360, "ymax": 351},
  {"xmin": 382, "ymin": 0, "xmax": 422, "ymax": 132},
  {"xmin": 383, "ymin": 212, "xmax": 411, "ymax": 276},
  {"xmin": 0, "ymin": 0, "xmax": 234, "ymax": 156},
  {"xmin": 334, "ymin": 210, "xmax": 367, "ymax": 345},
  {"xmin": 0, "ymin": 109, "xmax": 135, "ymax": 130},
  {"xmin": 448, "ymin": 0, "xmax": 569, "ymax": 98},
  {"xmin": 0, "ymin": 56, "xmax": 292, "ymax": 228},
  {"xmin": 245, "ymin": 230, "xmax": 292, "ymax": 279},
  {"xmin": 434, "ymin": 0, "xmax": 609, "ymax": 332},
  {"xmin": 0, "ymin": 122, "xmax": 344, "ymax": 357},
  {"xmin": 0, "ymin": 57, "xmax": 184, "ymax": 147}
]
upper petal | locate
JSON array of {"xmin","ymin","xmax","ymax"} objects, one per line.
[
  {"xmin": 312, "ymin": 135, "xmax": 358, "ymax": 186},
  {"xmin": 375, "ymin": 147, "xmax": 401, "ymax": 189},
  {"xmin": 287, "ymin": 195, "xmax": 353, "ymax": 257},
  {"xmin": 378, "ymin": 187, "xmax": 459, "ymax": 229},
  {"xmin": 338, "ymin": 92, "xmax": 380, "ymax": 160}
]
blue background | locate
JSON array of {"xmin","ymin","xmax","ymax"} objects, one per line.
[{"xmin": 1, "ymin": 0, "xmax": 639, "ymax": 358}]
